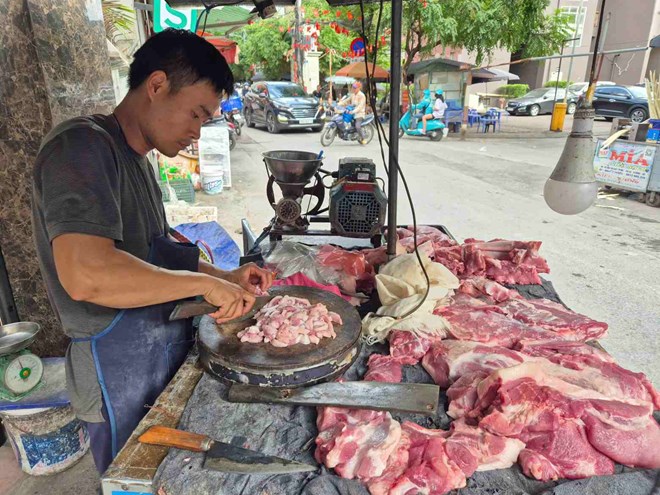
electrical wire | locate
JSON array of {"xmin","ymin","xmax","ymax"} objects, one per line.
[{"xmin": 358, "ymin": 0, "xmax": 431, "ymax": 321}]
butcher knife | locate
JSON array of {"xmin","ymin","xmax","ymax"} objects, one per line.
[
  {"xmin": 169, "ymin": 298, "xmax": 268, "ymax": 321},
  {"xmin": 228, "ymin": 381, "xmax": 440, "ymax": 416},
  {"xmin": 138, "ymin": 426, "xmax": 317, "ymax": 474}
]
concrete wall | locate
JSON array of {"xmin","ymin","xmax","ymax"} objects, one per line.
[
  {"xmin": 598, "ymin": 0, "xmax": 659, "ymax": 85},
  {"xmin": 541, "ymin": 0, "xmax": 659, "ymax": 87}
]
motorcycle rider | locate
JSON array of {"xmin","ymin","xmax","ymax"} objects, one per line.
[
  {"xmin": 421, "ymin": 89, "xmax": 447, "ymax": 135},
  {"xmin": 338, "ymin": 81, "xmax": 367, "ymax": 145}
]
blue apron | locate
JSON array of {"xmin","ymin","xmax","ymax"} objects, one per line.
[{"xmin": 73, "ymin": 235, "xmax": 200, "ymax": 463}]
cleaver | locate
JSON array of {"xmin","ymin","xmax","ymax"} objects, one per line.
[
  {"xmin": 138, "ymin": 426, "xmax": 317, "ymax": 474},
  {"xmin": 228, "ymin": 381, "xmax": 440, "ymax": 416},
  {"xmin": 169, "ymin": 298, "xmax": 268, "ymax": 321}
]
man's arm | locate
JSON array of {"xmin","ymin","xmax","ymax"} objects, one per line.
[{"xmin": 53, "ymin": 233, "xmax": 254, "ymax": 320}]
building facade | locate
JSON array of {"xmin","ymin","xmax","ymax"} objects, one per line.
[{"xmin": 517, "ymin": 0, "xmax": 659, "ymax": 88}]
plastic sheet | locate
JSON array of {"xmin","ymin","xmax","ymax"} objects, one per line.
[
  {"xmin": 174, "ymin": 221, "xmax": 240, "ymax": 271},
  {"xmin": 264, "ymin": 242, "xmax": 356, "ymax": 293}
]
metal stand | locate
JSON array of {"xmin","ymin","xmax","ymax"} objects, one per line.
[
  {"xmin": 386, "ymin": 0, "xmax": 403, "ymax": 257},
  {"xmin": 0, "ymin": 243, "xmax": 19, "ymax": 325}
]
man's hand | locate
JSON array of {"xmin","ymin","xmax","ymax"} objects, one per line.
[
  {"xmin": 225, "ymin": 263, "xmax": 274, "ymax": 294},
  {"xmin": 203, "ymin": 278, "xmax": 256, "ymax": 323}
]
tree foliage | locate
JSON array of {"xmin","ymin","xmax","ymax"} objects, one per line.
[
  {"xmin": 229, "ymin": 17, "xmax": 292, "ymax": 80},
  {"xmin": 359, "ymin": 0, "xmax": 572, "ymax": 78}
]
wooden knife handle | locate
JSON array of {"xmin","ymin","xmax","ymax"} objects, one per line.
[{"xmin": 138, "ymin": 426, "xmax": 213, "ymax": 452}]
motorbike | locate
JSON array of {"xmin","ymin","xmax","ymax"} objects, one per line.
[
  {"xmin": 227, "ymin": 121, "xmax": 237, "ymax": 151},
  {"xmin": 399, "ymin": 96, "xmax": 446, "ymax": 142},
  {"xmin": 224, "ymin": 108, "xmax": 244, "ymax": 136},
  {"xmin": 320, "ymin": 104, "xmax": 375, "ymax": 147},
  {"xmin": 221, "ymin": 93, "xmax": 244, "ymax": 136}
]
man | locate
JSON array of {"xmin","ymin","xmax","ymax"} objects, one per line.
[
  {"xmin": 312, "ymin": 84, "xmax": 323, "ymax": 99},
  {"xmin": 31, "ymin": 29, "xmax": 273, "ymax": 473},
  {"xmin": 338, "ymin": 81, "xmax": 368, "ymax": 145}
]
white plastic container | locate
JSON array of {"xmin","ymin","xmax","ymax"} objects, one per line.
[{"xmin": 201, "ymin": 171, "xmax": 224, "ymax": 195}]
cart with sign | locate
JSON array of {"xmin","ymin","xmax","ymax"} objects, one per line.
[{"xmin": 594, "ymin": 138, "xmax": 660, "ymax": 207}]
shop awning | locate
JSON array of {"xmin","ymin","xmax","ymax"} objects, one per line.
[
  {"xmin": 407, "ymin": 56, "xmax": 518, "ymax": 83},
  {"xmin": 335, "ymin": 62, "xmax": 389, "ymax": 81}
]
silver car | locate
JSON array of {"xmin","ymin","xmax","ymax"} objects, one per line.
[{"xmin": 506, "ymin": 88, "xmax": 579, "ymax": 116}]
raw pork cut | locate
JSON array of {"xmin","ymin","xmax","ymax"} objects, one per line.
[
  {"xmin": 458, "ymin": 276, "xmax": 520, "ymax": 303},
  {"xmin": 445, "ymin": 419, "xmax": 525, "ymax": 475},
  {"xmin": 364, "ymin": 354, "xmax": 403, "ymax": 383},
  {"xmin": 388, "ymin": 331, "xmax": 432, "ymax": 365},
  {"xmin": 421, "ymin": 341, "xmax": 529, "ymax": 388},
  {"xmin": 315, "ymin": 407, "xmax": 402, "ymax": 479},
  {"xmin": 462, "ymin": 239, "xmax": 549, "ymax": 285},
  {"xmin": 500, "ymin": 298, "xmax": 608, "ymax": 341},
  {"xmin": 387, "ymin": 422, "xmax": 467, "ymax": 495},
  {"xmin": 237, "ymin": 295, "xmax": 341, "ymax": 347},
  {"xmin": 518, "ymin": 420, "xmax": 615, "ymax": 481},
  {"xmin": 437, "ymin": 305, "xmax": 558, "ymax": 348},
  {"xmin": 467, "ymin": 363, "xmax": 660, "ymax": 471},
  {"xmin": 516, "ymin": 340, "xmax": 616, "ymax": 364}
]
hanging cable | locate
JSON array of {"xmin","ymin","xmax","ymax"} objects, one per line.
[{"xmin": 358, "ymin": 0, "xmax": 431, "ymax": 321}]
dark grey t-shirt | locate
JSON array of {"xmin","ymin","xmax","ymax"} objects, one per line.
[{"xmin": 32, "ymin": 114, "xmax": 168, "ymax": 422}]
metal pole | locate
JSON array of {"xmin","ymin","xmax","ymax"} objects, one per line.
[
  {"xmin": 584, "ymin": 0, "xmax": 607, "ymax": 106},
  {"xmin": 552, "ymin": 43, "xmax": 565, "ymax": 106},
  {"xmin": 563, "ymin": 0, "xmax": 586, "ymax": 103},
  {"xmin": 0, "ymin": 244, "xmax": 19, "ymax": 325},
  {"xmin": 295, "ymin": 0, "xmax": 303, "ymax": 84},
  {"xmin": 386, "ymin": 0, "xmax": 402, "ymax": 257}
]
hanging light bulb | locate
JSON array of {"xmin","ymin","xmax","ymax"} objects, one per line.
[{"xmin": 543, "ymin": 108, "xmax": 599, "ymax": 215}]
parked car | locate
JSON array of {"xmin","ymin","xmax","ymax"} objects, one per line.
[
  {"xmin": 592, "ymin": 85, "xmax": 649, "ymax": 123},
  {"xmin": 243, "ymin": 81, "xmax": 323, "ymax": 133},
  {"xmin": 567, "ymin": 81, "xmax": 615, "ymax": 97},
  {"xmin": 506, "ymin": 88, "xmax": 578, "ymax": 116}
]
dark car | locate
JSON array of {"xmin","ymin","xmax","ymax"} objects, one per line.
[
  {"xmin": 592, "ymin": 85, "xmax": 649, "ymax": 123},
  {"xmin": 243, "ymin": 81, "xmax": 323, "ymax": 133},
  {"xmin": 506, "ymin": 88, "xmax": 578, "ymax": 116}
]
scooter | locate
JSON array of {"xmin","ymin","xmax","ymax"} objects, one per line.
[
  {"xmin": 399, "ymin": 96, "xmax": 446, "ymax": 142},
  {"xmin": 224, "ymin": 108, "xmax": 244, "ymax": 136},
  {"xmin": 320, "ymin": 104, "xmax": 376, "ymax": 147},
  {"xmin": 221, "ymin": 94, "xmax": 244, "ymax": 136},
  {"xmin": 227, "ymin": 121, "xmax": 237, "ymax": 151}
]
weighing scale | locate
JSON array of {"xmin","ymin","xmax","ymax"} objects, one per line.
[{"xmin": 0, "ymin": 322, "xmax": 43, "ymax": 401}]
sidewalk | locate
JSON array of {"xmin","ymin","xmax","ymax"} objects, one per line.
[{"xmin": 444, "ymin": 114, "xmax": 612, "ymax": 140}]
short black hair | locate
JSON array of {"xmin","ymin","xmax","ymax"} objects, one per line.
[{"xmin": 129, "ymin": 29, "xmax": 234, "ymax": 96}]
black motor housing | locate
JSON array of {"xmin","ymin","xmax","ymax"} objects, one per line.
[{"xmin": 329, "ymin": 158, "xmax": 387, "ymax": 238}]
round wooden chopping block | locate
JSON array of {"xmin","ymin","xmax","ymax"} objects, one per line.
[{"xmin": 198, "ymin": 286, "xmax": 362, "ymax": 386}]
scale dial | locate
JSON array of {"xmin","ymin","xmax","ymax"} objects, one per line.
[{"xmin": 3, "ymin": 353, "xmax": 43, "ymax": 394}]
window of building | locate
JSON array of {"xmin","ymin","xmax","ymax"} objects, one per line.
[{"xmin": 560, "ymin": 6, "xmax": 587, "ymax": 47}]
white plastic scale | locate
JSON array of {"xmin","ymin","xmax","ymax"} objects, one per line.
[{"xmin": 0, "ymin": 322, "xmax": 43, "ymax": 401}]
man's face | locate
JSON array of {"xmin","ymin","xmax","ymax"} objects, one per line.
[{"xmin": 143, "ymin": 75, "xmax": 221, "ymax": 157}]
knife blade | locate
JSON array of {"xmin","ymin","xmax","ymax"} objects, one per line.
[
  {"xmin": 169, "ymin": 297, "xmax": 269, "ymax": 321},
  {"xmin": 228, "ymin": 381, "xmax": 439, "ymax": 416},
  {"xmin": 138, "ymin": 426, "xmax": 317, "ymax": 474}
]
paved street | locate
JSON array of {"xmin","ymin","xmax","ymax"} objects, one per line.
[{"xmin": 200, "ymin": 114, "xmax": 660, "ymax": 387}]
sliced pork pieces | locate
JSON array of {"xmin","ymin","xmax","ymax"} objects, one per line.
[
  {"xmin": 315, "ymin": 407, "xmax": 402, "ymax": 480},
  {"xmin": 236, "ymin": 295, "xmax": 342, "ymax": 347}
]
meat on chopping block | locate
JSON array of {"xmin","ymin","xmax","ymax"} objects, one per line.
[{"xmin": 236, "ymin": 295, "xmax": 342, "ymax": 347}]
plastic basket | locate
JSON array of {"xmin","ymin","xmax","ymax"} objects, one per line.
[{"xmin": 159, "ymin": 178, "xmax": 195, "ymax": 203}]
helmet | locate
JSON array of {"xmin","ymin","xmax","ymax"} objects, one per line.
[
  {"xmin": 352, "ymin": 81, "xmax": 362, "ymax": 90},
  {"xmin": 435, "ymin": 89, "xmax": 444, "ymax": 97},
  {"xmin": 423, "ymin": 89, "xmax": 431, "ymax": 98}
]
